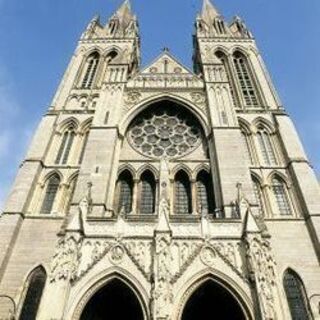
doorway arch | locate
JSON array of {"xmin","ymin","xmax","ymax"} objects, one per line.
[
  {"xmin": 179, "ymin": 276, "xmax": 252, "ymax": 320},
  {"xmin": 79, "ymin": 278, "xmax": 145, "ymax": 320}
]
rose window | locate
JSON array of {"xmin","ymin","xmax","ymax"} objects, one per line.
[{"xmin": 128, "ymin": 105, "xmax": 203, "ymax": 158}]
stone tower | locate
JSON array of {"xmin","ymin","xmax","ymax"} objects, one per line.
[{"xmin": 0, "ymin": 1, "xmax": 319, "ymax": 319}]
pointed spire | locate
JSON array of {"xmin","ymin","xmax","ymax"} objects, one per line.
[
  {"xmin": 113, "ymin": 0, "xmax": 134, "ymax": 28},
  {"xmin": 201, "ymin": 0, "xmax": 221, "ymax": 24}
]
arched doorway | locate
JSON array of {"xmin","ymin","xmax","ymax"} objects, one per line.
[
  {"xmin": 181, "ymin": 279, "xmax": 248, "ymax": 320},
  {"xmin": 80, "ymin": 278, "xmax": 144, "ymax": 320}
]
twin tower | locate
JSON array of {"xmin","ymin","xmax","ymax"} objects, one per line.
[{"xmin": 0, "ymin": 1, "xmax": 319, "ymax": 319}]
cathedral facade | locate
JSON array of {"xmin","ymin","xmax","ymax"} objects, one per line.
[{"xmin": 0, "ymin": 1, "xmax": 319, "ymax": 319}]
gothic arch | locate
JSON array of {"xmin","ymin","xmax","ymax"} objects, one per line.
[
  {"xmin": 250, "ymin": 171, "xmax": 263, "ymax": 185},
  {"xmin": 175, "ymin": 271, "xmax": 254, "ymax": 320},
  {"xmin": 120, "ymin": 94, "xmax": 210, "ymax": 137},
  {"xmin": 42, "ymin": 170, "xmax": 63, "ymax": 186},
  {"xmin": 213, "ymin": 46, "xmax": 230, "ymax": 57},
  {"xmin": 267, "ymin": 171, "xmax": 290, "ymax": 187},
  {"xmin": 57, "ymin": 117, "xmax": 80, "ymax": 134},
  {"xmin": 238, "ymin": 118, "xmax": 252, "ymax": 134},
  {"xmin": 71, "ymin": 269, "xmax": 149, "ymax": 320},
  {"xmin": 79, "ymin": 117, "xmax": 93, "ymax": 133},
  {"xmin": 172, "ymin": 164, "xmax": 193, "ymax": 181},
  {"xmin": 103, "ymin": 46, "xmax": 121, "ymax": 58},
  {"xmin": 136, "ymin": 164, "xmax": 159, "ymax": 180},
  {"xmin": 194, "ymin": 164, "xmax": 210, "ymax": 178},
  {"xmin": 252, "ymin": 117, "xmax": 275, "ymax": 134},
  {"xmin": 117, "ymin": 164, "xmax": 136, "ymax": 180},
  {"xmin": 83, "ymin": 47, "xmax": 103, "ymax": 59},
  {"xmin": 66, "ymin": 170, "xmax": 79, "ymax": 187},
  {"xmin": 230, "ymin": 47, "xmax": 251, "ymax": 58}
]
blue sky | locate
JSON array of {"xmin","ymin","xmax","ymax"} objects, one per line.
[{"xmin": 0, "ymin": 0, "xmax": 319, "ymax": 210}]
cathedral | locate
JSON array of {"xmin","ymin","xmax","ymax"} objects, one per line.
[{"xmin": 0, "ymin": 0, "xmax": 319, "ymax": 319}]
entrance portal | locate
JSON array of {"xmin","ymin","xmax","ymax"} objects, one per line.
[
  {"xmin": 182, "ymin": 280, "xmax": 247, "ymax": 320},
  {"xmin": 80, "ymin": 278, "xmax": 144, "ymax": 320}
]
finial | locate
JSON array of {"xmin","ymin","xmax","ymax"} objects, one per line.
[{"xmin": 162, "ymin": 47, "xmax": 169, "ymax": 52}]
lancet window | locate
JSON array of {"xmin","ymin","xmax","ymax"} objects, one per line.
[
  {"xmin": 252, "ymin": 176, "xmax": 264, "ymax": 215},
  {"xmin": 19, "ymin": 267, "xmax": 46, "ymax": 320},
  {"xmin": 79, "ymin": 131, "xmax": 89, "ymax": 164},
  {"xmin": 55, "ymin": 126, "xmax": 75, "ymax": 165},
  {"xmin": 40, "ymin": 174, "xmax": 60, "ymax": 214},
  {"xmin": 284, "ymin": 269, "xmax": 311, "ymax": 320},
  {"xmin": 174, "ymin": 170, "xmax": 192, "ymax": 214},
  {"xmin": 272, "ymin": 176, "xmax": 292, "ymax": 216},
  {"xmin": 81, "ymin": 52, "xmax": 100, "ymax": 89},
  {"xmin": 233, "ymin": 51, "xmax": 259, "ymax": 107},
  {"xmin": 196, "ymin": 170, "xmax": 215, "ymax": 215},
  {"xmin": 256, "ymin": 126, "xmax": 277, "ymax": 166},
  {"xmin": 139, "ymin": 171, "xmax": 156, "ymax": 214},
  {"xmin": 117, "ymin": 170, "xmax": 134, "ymax": 214}
]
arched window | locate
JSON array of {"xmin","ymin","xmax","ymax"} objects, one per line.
[
  {"xmin": 284, "ymin": 269, "xmax": 312, "ymax": 320},
  {"xmin": 55, "ymin": 127, "xmax": 76, "ymax": 165},
  {"xmin": 79, "ymin": 131, "xmax": 89, "ymax": 164},
  {"xmin": 174, "ymin": 170, "xmax": 192, "ymax": 214},
  {"xmin": 81, "ymin": 52, "xmax": 100, "ymax": 89},
  {"xmin": 64, "ymin": 176, "xmax": 78, "ymax": 214},
  {"xmin": 272, "ymin": 176, "xmax": 292, "ymax": 215},
  {"xmin": 117, "ymin": 170, "xmax": 133, "ymax": 214},
  {"xmin": 196, "ymin": 170, "xmax": 215, "ymax": 215},
  {"xmin": 140, "ymin": 171, "xmax": 156, "ymax": 214},
  {"xmin": 233, "ymin": 51, "xmax": 258, "ymax": 107},
  {"xmin": 256, "ymin": 127, "xmax": 277, "ymax": 166},
  {"xmin": 215, "ymin": 51, "xmax": 237, "ymax": 107},
  {"xmin": 19, "ymin": 266, "xmax": 46, "ymax": 320},
  {"xmin": 252, "ymin": 176, "xmax": 264, "ymax": 215},
  {"xmin": 40, "ymin": 174, "xmax": 60, "ymax": 214},
  {"xmin": 240, "ymin": 129, "xmax": 254, "ymax": 165}
]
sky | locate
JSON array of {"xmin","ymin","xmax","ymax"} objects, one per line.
[{"xmin": 0, "ymin": 0, "xmax": 319, "ymax": 210}]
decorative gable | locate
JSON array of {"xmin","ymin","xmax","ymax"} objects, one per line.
[{"xmin": 127, "ymin": 51, "xmax": 204, "ymax": 89}]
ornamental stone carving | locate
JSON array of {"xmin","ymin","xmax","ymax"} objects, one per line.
[
  {"xmin": 124, "ymin": 91, "xmax": 142, "ymax": 105},
  {"xmin": 128, "ymin": 104, "xmax": 203, "ymax": 158}
]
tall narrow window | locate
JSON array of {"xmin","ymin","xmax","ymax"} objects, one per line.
[
  {"xmin": 79, "ymin": 131, "xmax": 89, "ymax": 164},
  {"xmin": 81, "ymin": 52, "xmax": 100, "ymax": 89},
  {"xmin": 196, "ymin": 171, "xmax": 215, "ymax": 215},
  {"xmin": 233, "ymin": 51, "xmax": 259, "ymax": 107},
  {"xmin": 55, "ymin": 127, "xmax": 75, "ymax": 165},
  {"xmin": 117, "ymin": 171, "xmax": 133, "ymax": 214},
  {"xmin": 241, "ymin": 130, "xmax": 254, "ymax": 165},
  {"xmin": 19, "ymin": 266, "xmax": 46, "ymax": 320},
  {"xmin": 257, "ymin": 128, "xmax": 277, "ymax": 166},
  {"xmin": 174, "ymin": 171, "xmax": 192, "ymax": 214},
  {"xmin": 215, "ymin": 51, "xmax": 237, "ymax": 107},
  {"xmin": 140, "ymin": 171, "xmax": 156, "ymax": 214},
  {"xmin": 272, "ymin": 177, "xmax": 292, "ymax": 215},
  {"xmin": 65, "ymin": 176, "xmax": 78, "ymax": 214},
  {"xmin": 252, "ymin": 176, "xmax": 264, "ymax": 215},
  {"xmin": 40, "ymin": 174, "xmax": 60, "ymax": 214},
  {"xmin": 284, "ymin": 269, "xmax": 311, "ymax": 320}
]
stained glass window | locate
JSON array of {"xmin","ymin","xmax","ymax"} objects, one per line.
[
  {"xmin": 117, "ymin": 171, "xmax": 133, "ymax": 214},
  {"xmin": 19, "ymin": 267, "xmax": 46, "ymax": 320},
  {"xmin": 128, "ymin": 103, "xmax": 203, "ymax": 159},
  {"xmin": 174, "ymin": 171, "xmax": 192, "ymax": 214},
  {"xmin": 140, "ymin": 171, "xmax": 156, "ymax": 214},
  {"xmin": 284, "ymin": 270, "xmax": 311, "ymax": 320},
  {"xmin": 272, "ymin": 177, "xmax": 291, "ymax": 215},
  {"xmin": 196, "ymin": 171, "xmax": 215, "ymax": 215},
  {"xmin": 40, "ymin": 175, "xmax": 60, "ymax": 214}
]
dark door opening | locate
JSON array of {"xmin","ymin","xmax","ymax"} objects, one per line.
[
  {"xmin": 80, "ymin": 278, "xmax": 144, "ymax": 320},
  {"xmin": 182, "ymin": 280, "xmax": 247, "ymax": 320}
]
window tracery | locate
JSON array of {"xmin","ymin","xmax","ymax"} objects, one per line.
[
  {"xmin": 233, "ymin": 51, "xmax": 259, "ymax": 107},
  {"xmin": 139, "ymin": 171, "xmax": 156, "ymax": 214},
  {"xmin": 284, "ymin": 269, "xmax": 311, "ymax": 320},
  {"xmin": 117, "ymin": 170, "xmax": 134, "ymax": 214},
  {"xmin": 40, "ymin": 174, "xmax": 60, "ymax": 214},
  {"xmin": 55, "ymin": 127, "xmax": 75, "ymax": 165},
  {"xmin": 19, "ymin": 267, "xmax": 46, "ymax": 320},
  {"xmin": 81, "ymin": 52, "xmax": 100, "ymax": 89},
  {"xmin": 256, "ymin": 128, "xmax": 277, "ymax": 166},
  {"xmin": 196, "ymin": 170, "xmax": 215, "ymax": 215},
  {"xmin": 174, "ymin": 170, "xmax": 192, "ymax": 214},
  {"xmin": 271, "ymin": 176, "xmax": 292, "ymax": 216},
  {"xmin": 128, "ymin": 104, "xmax": 203, "ymax": 159}
]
